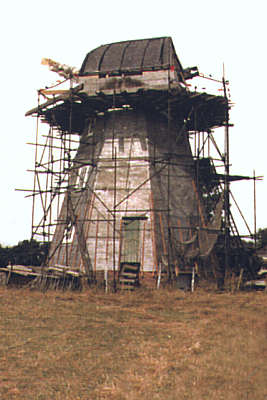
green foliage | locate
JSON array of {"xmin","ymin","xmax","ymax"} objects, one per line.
[
  {"xmin": 256, "ymin": 228, "xmax": 267, "ymax": 249},
  {"xmin": 214, "ymin": 235, "xmax": 261, "ymax": 281},
  {"xmin": 0, "ymin": 239, "xmax": 49, "ymax": 267}
]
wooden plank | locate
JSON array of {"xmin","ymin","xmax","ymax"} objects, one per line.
[
  {"xmin": 25, "ymin": 84, "xmax": 83, "ymax": 116},
  {"xmin": 40, "ymin": 89, "xmax": 71, "ymax": 95},
  {"xmin": 122, "ymin": 272, "xmax": 137, "ymax": 278},
  {"xmin": 68, "ymin": 197, "xmax": 93, "ymax": 277}
]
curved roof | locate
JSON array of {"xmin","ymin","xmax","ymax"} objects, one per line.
[{"xmin": 80, "ymin": 37, "xmax": 184, "ymax": 76}]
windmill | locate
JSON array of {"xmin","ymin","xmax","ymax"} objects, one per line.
[{"xmin": 26, "ymin": 37, "xmax": 228, "ymax": 289}]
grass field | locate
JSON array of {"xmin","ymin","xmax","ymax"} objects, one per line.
[{"xmin": 0, "ymin": 285, "xmax": 266, "ymax": 399}]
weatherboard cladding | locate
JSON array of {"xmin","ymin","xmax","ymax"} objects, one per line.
[
  {"xmin": 80, "ymin": 37, "xmax": 182, "ymax": 76},
  {"xmin": 48, "ymin": 110, "xmax": 202, "ymax": 271}
]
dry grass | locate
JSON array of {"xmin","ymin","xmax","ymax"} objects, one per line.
[{"xmin": 0, "ymin": 285, "xmax": 266, "ymax": 399}]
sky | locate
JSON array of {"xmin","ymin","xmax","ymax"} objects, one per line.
[{"xmin": 0, "ymin": 0, "xmax": 266, "ymax": 245}]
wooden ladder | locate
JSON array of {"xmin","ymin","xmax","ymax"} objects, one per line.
[{"xmin": 118, "ymin": 262, "xmax": 140, "ymax": 291}]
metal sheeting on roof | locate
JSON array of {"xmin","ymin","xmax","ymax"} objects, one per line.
[{"xmin": 80, "ymin": 37, "xmax": 183, "ymax": 76}]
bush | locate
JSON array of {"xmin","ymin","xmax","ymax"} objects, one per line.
[{"xmin": 0, "ymin": 240, "xmax": 50, "ymax": 267}]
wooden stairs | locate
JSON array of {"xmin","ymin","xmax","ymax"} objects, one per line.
[{"xmin": 118, "ymin": 262, "xmax": 140, "ymax": 291}]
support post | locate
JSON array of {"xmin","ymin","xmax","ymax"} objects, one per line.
[
  {"xmin": 253, "ymin": 170, "xmax": 257, "ymax": 248},
  {"xmin": 222, "ymin": 72, "xmax": 230, "ymax": 290}
]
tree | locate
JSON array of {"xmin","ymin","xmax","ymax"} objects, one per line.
[
  {"xmin": 0, "ymin": 240, "xmax": 50, "ymax": 267},
  {"xmin": 256, "ymin": 228, "xmax": 267, "ymax": 249}
]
